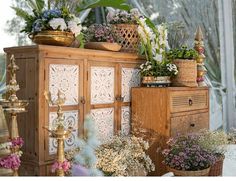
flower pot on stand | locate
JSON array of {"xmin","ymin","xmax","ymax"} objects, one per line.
[
  {"xmin": 30, "ymin": 31, "xmax": 75, "ymax": 47},
  {"xmin": 167, "ymin": 166, "xmax": 210, "ymax": 176},
  {"xmin": 171, "ymin": 59, "xmax": 198, "ymax": 87}
]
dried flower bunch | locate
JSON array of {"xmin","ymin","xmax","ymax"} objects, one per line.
[
  {"xmin": 12, "ymin": 0, "xmax": 82, "ymax": 37},
  {"xmin": 96, "ymin": 135, "xmax": 155, "ymax": 176},
  {"xmin": 162, "ymin": 134, "xmax": 216, "ymax": 171},
  {"xmin": 107, "ymin": 8, "xmax": 141, "ymax": 24},
  {"xmin": 84, "ymin": 24, "xmax": 117, "ymax": 43},
  {"xmin": 198, "ymin": 129, "xmax": 229, "ymax": 156}
]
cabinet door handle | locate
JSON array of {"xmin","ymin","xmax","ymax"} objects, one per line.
[
  {"xmin": 116, "ymin": 96, "xmax": 124, "ymax": 102},
  {"xmin": 190, "ymin": 123, "xmax": 195, "ymax": 127},
  {"xmin": 189, "ymin": 99, "xmax": 193, "ymax": 106},
  {"xmin": 80, "ymin": 97, "xmax": 86, "ymax": 104}
]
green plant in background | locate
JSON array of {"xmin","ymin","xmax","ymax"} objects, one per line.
[{"xmin": 166, "ymin": 45, "xmax": 198, "ymax": 60}]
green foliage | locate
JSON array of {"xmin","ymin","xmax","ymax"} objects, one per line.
[
  {"xmin": 166, "ymin": 45, "xmax": 198, "ymax": 60},
  {"xmin": 77, "ymin": 0, "xmax": 131, "ymax": 12}
]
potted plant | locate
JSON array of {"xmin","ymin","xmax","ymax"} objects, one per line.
[
  {"xmin": 198, "ymin": 129, "xmax": 229, "ymax": 176},
  {"xmin": 12, "ymin": 0, "xmax": 83, "ymax": 46},
  {"xmin": 83, "ymin": 24, "xmax": 121, "ymax": 52},
  {"xmin": 107, "ymin": 8, "xmax": 142, "ymax": 53},
  {"xmin": 162, "ymin": 134, "xmax": 216, "ymax": 176},
  {"xmin": 95, "ymin": 134, "xmax": 155, "ymax": 176},
  {"xmin": 166, "ymin": 46, "xmax": 199, "ymax": 87},
  {"xmin": 137, "ymin": 17, "xmax": 178, "ymax": 87}
]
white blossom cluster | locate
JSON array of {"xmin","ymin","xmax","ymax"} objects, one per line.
[
  {"xmin": 166, "ymin": 63, "xmax": 178, "ymax": 75},
  {"xmin": 49, "ymin": 17, "xmax": 82, "ymax": 37},
  {"xmin": 6, "ymin": 84, "xmax": 20, "ymax": 92},
  {"xmin": 96, "ymin": 135, "xmax": 155, "ymax": 176},
  {"xmin": 138, "ymin": 17, "xmax": 168, "ymax": 62}
]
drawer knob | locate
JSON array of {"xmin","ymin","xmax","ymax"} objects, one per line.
[
  {"xmin": 190, "ymin": 123, "xmax": 195, "ymax": 127},
  {"xmin": 189, "ymin": 99, "xmax": 193, "ymax": 106}
]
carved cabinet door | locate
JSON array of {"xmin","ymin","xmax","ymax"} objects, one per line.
[{"xmin": 44, "ymin": 58, "xmax": 84, "ymax": 160}]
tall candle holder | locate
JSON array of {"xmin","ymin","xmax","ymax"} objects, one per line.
[
  {"xmin": 0, "ymin": 55, "xmax": 28, "ymax": 176},
  {"xmin": 194, "ymin": 26, "xmax": 207, "ymax": 87},
  {"xmin": 44, "ymin": 90, "xmax": 72, "ymax": 176}
]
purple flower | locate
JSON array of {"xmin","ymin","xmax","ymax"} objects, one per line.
[
  {"xmin": 0, "ymin": 154, "xmax": 21, "ymax": 170},
  {"xmin": 72, "ymin": 164, "xmax": 89, "ymax": 176},
  {"xmin": 11, "ymin": 137, "xmax": 24, "ymax": 148}
]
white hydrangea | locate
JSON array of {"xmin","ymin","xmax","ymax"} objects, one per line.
[
  {"xmin": 68, "ymin": 19, "xmax": 82, "ymax": 36},
  {"xmin": 49, "ymin": 18, "xmax": 67, "ymax": 31}
]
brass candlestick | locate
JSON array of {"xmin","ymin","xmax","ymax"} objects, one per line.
[
  {"xmin": 194, "ymin": 26, "xmax": 207, "ymax": 87},
  {"xmin": 0, "ymin": 55, "xmax": 28, "ymax": 176},
  {"xmin": 44, "ymin": 90, "xmax": 72, "ymax": 176}
]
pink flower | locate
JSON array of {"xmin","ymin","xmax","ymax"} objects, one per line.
[
  {"xmin": 11, "ymin": 137, "xmax": 24, "ymax": 148},
  {"xmin": 0, "ymin": 154, "xmax": 21, "ymax": 170},
  {"xmin": 51, "ymin": 160, "xmax": 71, "ymax": 173}
]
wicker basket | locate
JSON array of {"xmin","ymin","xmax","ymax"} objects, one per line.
[
  {"xmin": 112, "ymin": 24, "xmax": 139, "ymax": 53},
  {"xmin": 167, "ymin": 166, "xmax": 210, "ymax": 176},
  {"xmin": 171, "ymin": 59, "xmax": 198, "ymax": 87},
  {"xmin": 209, "ymin": 155, "xmax": 225, "ymax": 176}
]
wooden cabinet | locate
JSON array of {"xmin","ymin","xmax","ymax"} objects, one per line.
[
  {"xmin": 4, "ymin": 45, "xmax": 144, "ymax": 176},
  {"xmin": 131, "ymin": 87, "xmax": 209, "ymax": 176}
]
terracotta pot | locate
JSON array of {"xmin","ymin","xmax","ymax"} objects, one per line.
[
  {"xmin": 30, "ymin": 31, "xmax": 75, "ymax": 47},
  {"xmin": 167, "ymin": 166, "xmax": 210, "ymax": 176}
]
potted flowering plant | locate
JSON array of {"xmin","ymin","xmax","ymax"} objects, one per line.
[
  {"xmin": 95, "ymin": 134, "xmax": 155, "ymax": 176},
  {"xmin": 198, "ymin": 129, "xmax": 229, "ymax": 176},
  {"xmin": 12, "ymin": 0, "xmax": 83, "ymax": 46},
  {"xmin": 162, "ymin": 134, "xmax": 216, "ymax": 176},
  {"xmin": 83, "ymin": 24, "xmax": 121, "ymax": 52},
  {"xmin": 137, "ymin": 17, "xmax": 178, "ymax": 87},
  {"xmin": 107, "ymin": 8, "xmax": 142, "ymax": 53},
  {"xmin": 166, "ymin": 46, "xmax": 199, "ymax": 87}
]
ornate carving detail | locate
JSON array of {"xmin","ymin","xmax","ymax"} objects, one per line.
[
  {"xmin": 121, "ymin": 68, "xmax": 140, "ymax": 102},
  {"xmin": 49, "ymin": 64, "xmax": 79, "ymax": 106},
  {"xmin": 49, "ymin": 111, "xmax": 78, "ymax": 155},
  {"xmin": 91, "ymin": 67, "xmax": 115, "ymax": 105},
  {"xmin": 90, "ymin": 108, "xmax": 114, "ymax": 143},
  {"xmin": 121, "ymin": 106, "xmax": 131, "ymax": 136}
]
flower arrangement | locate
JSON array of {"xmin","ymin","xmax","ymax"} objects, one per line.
[
  {"xmin": 162, "ymin": 134, "xmax": 216, "ymax": 171},
  {"xmin": 0, "ymin": 154, "xmax": 21, "ymax": 170},
  {"xmin": 96, "ymin": 135, "xmax": 155, "ymax": 176},
  {"xmin": 12, "ymin": 0, "xmax": 82, "ymax": 37},
  {"xmin": 107, "ymin": 8, "xmax": 141, "ymax": 24},
  {"xmin": 51, "ymin": 160, "xmax": 71, "ymax": 173},
  {"xmin": 166, "ymin": 46, "xmax": 199, "ymax": 60},
  {"xmin": 137, "ymin": 17, "xmax": 178, "ymax": 79},
  {"xmin": 11, "ymin": 137, "xmax": 24, "ymax": 148},
  {"xmin": 84, "ymin": 24, "xmax": 117, "ymax": 43}
]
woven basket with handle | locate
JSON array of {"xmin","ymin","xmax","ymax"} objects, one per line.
[
  {"xmin": 209, "ymin": 155, "xmax": 225, "ymax": 176},
  {"xmin": 167, "ymin": 166, "xmax": 210, "ymax": 176},
  {"xmin": 112, "ymin": 24, "xmax": 139, "ymax": 53},
  {"xmin": 171, "ymin": 59, "xmax": 198, "ymax": 87}
]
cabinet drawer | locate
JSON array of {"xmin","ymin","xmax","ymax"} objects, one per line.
[
  {"xmin": 170, "ymin": 112, "xmax": 209, "ymax": 137},
  {"xmin": 170, "ymin": 90, "xmax": 208, "ymax": 113}
]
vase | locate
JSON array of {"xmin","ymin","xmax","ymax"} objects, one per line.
[
  {"xmin": 167, "ymin": 166, "xmax": 210, "ymax": 176},
  {"xmin": 171, "ymin": 59, "xmax": 198, "ymax": 87},
  {"xmin": 209, "ymin": 154, "xmax": 225, "ymax": 176},
  {"xmin": 142, "ymin": 76, "xmax": 171, "ymax": 87},
  {"xmin": 0, "ymin": 168, "xmax": 14, "ymax": 176},
  {"xmin": 30, "ymin": 31, "xmax": 75, "ymax": 47},
  {"xmin": 84, "ymin": 42, "xmax": 122, "ymax": 52},
  {"xmin": 112, "ymin": 24, "xmax": 139, "ymax": 53}
]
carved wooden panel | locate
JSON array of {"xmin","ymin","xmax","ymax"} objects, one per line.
[
  {"xmin": 90, "ymin": 108, "xmax": 114, "ymax": 143},
  {"xmin": 49, "ymin": 64, "xmax": 79, "ymax": 106},
  {"xmin": 91, "ymin": 67, "xmax": 115, "ymax": 105},
  {"xmin": 121, "ymin": 106, "xmax": 131, "ymax": 136},
  {"xmin": 170, "ymin": 112, "xmax": 209, "ymax": 137},
  {"xmin": 121, "ymin": 68, "xmax": 140, "ymax": 102},
  {"xmin": 49, "ymin": 111, "xmax": 79, "ymax": 155}
]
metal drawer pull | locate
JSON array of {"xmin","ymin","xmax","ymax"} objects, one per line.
[
  {"xmin": 190, "ymin": 123, "xmax": 195, "ymax": 127},
  {"xmin": 189, "ymin": 99, "xmax": 193, "ymax": 106}
]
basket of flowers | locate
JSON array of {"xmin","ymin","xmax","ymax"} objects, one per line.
[
  {"xmin": 107, "ymin": 8, "xmax": 142, "ymax": 53},
  {"xmin": 162, "ymin": 133, "xmax": 216, "ymax": 176},
  {"xmin": 84, "ymin": 24, "xmax": 121, "ymax": 52}
]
